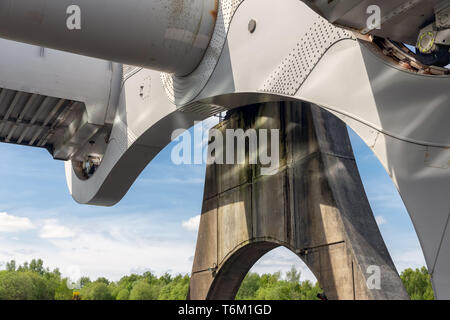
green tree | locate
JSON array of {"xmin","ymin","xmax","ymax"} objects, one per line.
[
  {"xmin": 96, "ymin": 277, "xmax": 110, "ymax": 285},
  {"xmin": 0, "ymin": 271, "xmax": 34, "ymax": 300},
  {"xmin": 5, "ymin": 260, "xmax": 16, "ymax": 272},
  {"xmin": 0, "ymin": 258, "xmax": 436, "ymax": 301},
  {"xmin": 286, "ymin": 266, "xmax": 301, "ymax": 283},
  {"xmin": 116, "ymin": 288, "xmax": 130, "ymax": 300},
  {"xmin": 236, "ymin": 273, "xmax": 261, "ymax": 300},
  {"xmin": 81, "ymin": 282, "xmax": 112, "ymax": 300},
  {"xmin": 129, "ymin": 279, "xmax": 158, "ymax": 300},
  {"xmin": 27, "ymin": 271, "xmax": 55, "ymax": 299},
  {"xmin": 401, "ymin": 267, "xmax": 434, "ymax": 300},
  {"xmin": 29, "ymin": 259, "xmax": 45, "ymax": 275},
  {"xmin": 159, "ymin": 273, "xmax": 173, "ymax": 286},
  {"xmin": 117, "ymin": 274, "xmax": 140, "ymax": 292},
  {"xmin": 54, "ymin": 279, "xmax": 73, "ymax": 300},
  {"xmin": 79, "ymin": 276, "xmax": 91, "ymax": 288},
  {"xmin": 158, "ymin": 275, "xmax": 190, "ymax": 300},
  {"xmin": 236, "ymin": 268, "xmax": 322, "ymax": 301},
  {"xmin": 297, "ymin": 280, "xmax": 322, "ymax": 300}
]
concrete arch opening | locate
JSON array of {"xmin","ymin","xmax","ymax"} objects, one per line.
[
  {"xmin": 206, "ymin": 242, "xmax": 322, "ymax": 300},
  {"xmin": 200, "ymin": 241, "xmax": 281, "ymax": 300},
  {"xmin": 245, "ymin": 245, "xmax": 319, "ymax": 284}
]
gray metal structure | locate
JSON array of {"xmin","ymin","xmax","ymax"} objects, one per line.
[{"xmin": 0, "ymin": 0, "xmax": 449, "ymax": 298}]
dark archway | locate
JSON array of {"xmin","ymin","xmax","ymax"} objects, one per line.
[{"xmin": 206, "ymin": 242, "xmax": 280, "ymax": 300}]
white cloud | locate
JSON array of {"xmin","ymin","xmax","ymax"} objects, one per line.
[
  {"xmin": 182, "ymin": 215, "xmax": 201, "ymax": 232},
  {"xmin": 375, "ymin": 216, "xmax": 387, "ymax": 226},
  {"xmin": 39, "ymin": 219, "xmax": 76, "ymax": 239},
  {"xmin": 392, "ymin": 249, "xmax": 427, "ymax": 272},
  {"xmin": 0, "ymin": 212, "xmax": 34, "ymax": 233},
  {"xmin": 0, "ymin": 213, "xmax": 198, "ymax": 280},
  {"xmin": 36, "ymin": 220, "xmax": 195, "ymax": 280}
]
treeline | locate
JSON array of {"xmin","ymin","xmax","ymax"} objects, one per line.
[{"xmin": 0, "ymin": 259, "xmax": 434, "ymax": 300}]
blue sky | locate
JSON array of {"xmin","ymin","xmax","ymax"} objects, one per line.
[{"xmin": 0, "ymin": 118, "xmax": 426, "ymax": 283}]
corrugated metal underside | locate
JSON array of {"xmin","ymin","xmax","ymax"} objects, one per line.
[{"xmin": 0, "ymin": 87, "xmax": 80, "ymax": 153}]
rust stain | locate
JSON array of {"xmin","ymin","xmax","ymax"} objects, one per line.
[{"xmin": 210, "ymin": 0, "xmax": 219, "ymax": 21}]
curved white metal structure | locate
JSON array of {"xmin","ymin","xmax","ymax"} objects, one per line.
[{"xmin": 0, "ymin": 0, "xmax": 449, "ymax": 298}]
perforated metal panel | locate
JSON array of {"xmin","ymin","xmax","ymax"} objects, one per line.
[
  {"xmin": 161, "ymin": 0, "xmax": 245, "ymax": 105},
  {"xmin": 261, "ymin": 16, "xmax": 354, "ymax": 96}
]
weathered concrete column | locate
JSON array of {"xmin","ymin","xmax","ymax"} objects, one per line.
[{"xmin": 188, "ymin": 102, "xmax": 409, "ymax": 300}]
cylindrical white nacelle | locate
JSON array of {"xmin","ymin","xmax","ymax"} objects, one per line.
[{"xmin": 0, "ymin": 0, "xmax": 217, "ymax": 75}]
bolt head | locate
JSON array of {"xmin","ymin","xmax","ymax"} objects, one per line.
[
  {"xmin": 417, "ymin": 31, "xmax": 436, "ymax": 54},
  {"xmin": 248, "ymin": 19, "xmax": 257, "ymax": 33}
]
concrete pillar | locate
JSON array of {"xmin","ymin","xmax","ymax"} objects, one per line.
[{"xmin": 188, "ymin": 102, "xmax": 409, "ymax": 300}]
